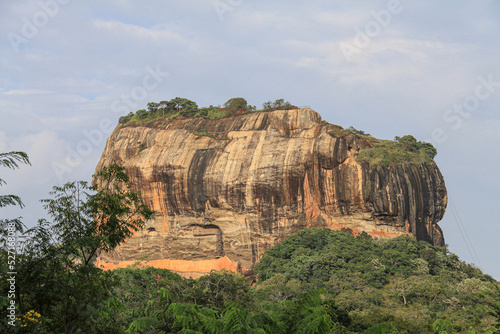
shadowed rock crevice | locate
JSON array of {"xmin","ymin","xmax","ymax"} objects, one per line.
[{"xmin": 187, "ymin": 223, "xmax": 224, "ymax": 258}]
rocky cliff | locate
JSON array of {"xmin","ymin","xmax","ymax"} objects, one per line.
[{"xmin": 94, "ymin": 109, "xmax": 447, "ymax": 277}]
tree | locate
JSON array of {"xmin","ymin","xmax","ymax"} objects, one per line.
[
  {"xmin": 39, "ymin": 164, "xmax": 154, "ymax": 266},
  {"xmin": 135, "ymin": 109, "xmax": 148, "ymax": 119},
  {"xmin": 420, "ymin": 142, "xmax": 437, "ymax": 159},
  {"xmin": 167, "ymin": 270, "xmax": 252, "ymax": 311},
  {"xmin": 223, "ymin": 97, "xmax": 249, "ymax": 114},
  {"xmin": 346, "ymin": 126, "xmax": 371, "ymax": 136},
  {"xmin": 3, "ymin": 164, "xmax": 154, "ymax": 333},
  {"xmin": 118, "ymin": 112, "xmax": 134, "ymax": 124},
  {"xmin": 394, "ymin": 135, "xmax": 419, "ymax": 152},
  {"xmin": 158, "ymin": 100, "xmax": 169, "ymax": 116},
  {"xmin": 146, "ymin": 102, "xmax": 159, "ymax": 113},
  {"xmin": 280, "ymin": 290, "xmax": 346, "ymax": 333},
  {"xmin": 0, "ymin": 151, "xmax": 30, "ymax": 331},
  {"xmin": 167, "ymin": 97, "xmax": 198, "ymax": 117},
  {"xmin": 0, "ymin": 151, "xmax": 31, "ymax": 210},
  {"xmin": 262, "ymin": 99, "xmax": 297, "ymax": 112},
  {"xmin": 89, "ymin": 165, "xmax": 155, "ymax": 256},
  {"xmin": 490, "ymin": 283, "xmax": 500, "ymax": 332},
  {"xmin": 394, "ymin": 135, "xmax": 438, "ymax": 159}
]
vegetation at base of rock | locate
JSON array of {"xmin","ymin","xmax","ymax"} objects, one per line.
[
  {"xmin": 0, "ymin": 154, "xmax": 492, "ymax": 333},
  {"xmin": 3, "ymin": 212, "xmax": 498, "ymax": 332},
  {"xmin": 255, "ymin": 228, "xmax": 499, "ymax": 333},
  {"xmin": 118, "ymin": 97, "xmax": 298, "ymax": 126}
]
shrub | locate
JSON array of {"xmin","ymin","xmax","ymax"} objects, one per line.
[
  {"xmin": 262, "ymin": 99, "xmax": 297, "ymax": 111},
  {"xmin": 223, "ymin": 97, "xmax": 249, "ymax": 115}
]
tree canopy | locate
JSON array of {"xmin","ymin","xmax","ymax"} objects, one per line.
[
  {"xmin": 223, "ymin": 97, "xmax": 253, "ymax": 114},
  {"xmin": 0, "ymin": 163, "xmax": 153, "ymax": 333},
  {"xmin": 118, "ymin": 97, "xmax": 297, "ymax": 125}
]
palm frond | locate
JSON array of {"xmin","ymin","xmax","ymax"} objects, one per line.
[
  {"xmin": 0, "ymin": 151, "xmax": 31, "ymax": 169},
  {"xmin": 0, "ymin": 194, "xmax": 24, "ymax": 208}
]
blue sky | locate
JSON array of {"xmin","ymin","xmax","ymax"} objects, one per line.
[{"xmin": 1, "ymin": 0, "xmax": 499, "ymax": 279}]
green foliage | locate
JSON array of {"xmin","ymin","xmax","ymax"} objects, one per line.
[
  {"xmin": 281, "ymin": 290, "xmax": 334, "ymax": 334},
  {"xmin": 395, "ymin": 135, "xmax": 438, "ymax": 159},
  {"xmin": 490, "ymin": 283, "xmax": 500, "ymax": 331},
  {"xmin": 420, "ymin": 142, "xmax": 438, "ymax": 159},
  {"xmin": 327, "ymin": 126, "xmax": 371, "ymax": 138},
  {"xmin": 262, "ymin": 99, "xmax": 298, "ymax": 112},
  {"xmin": 328, "ymin": 130, "xmax": 438, "ymax": 167},
  {"xmin": 192, "ymin": 130, "xmax": 225, "ymax": 141},
  {"xmin": 394, "ymin": 135, "xmax": 419, "ymax": 152},
  {"xmin": 165, "ymin": 269, "xmax": 252, "ymax": 310},
  {"xmin": 364, "ymin": 322, "xmax": 398, "ymax": 334},
  {"xmin": 0, "ymin": 151, "xmax": 31, "ymax": 247},
  {"xmin": 0, "ymin": 151, "xmax": 30, "ymax": 171},
  {"xmin": 0, "ymin": 151, "xmax": 31, "ymax": 210},
  {"xmin": 356, "ymin": 137, "xmax": 434, "ymax": 167},
  {"xmin": 37, "ymin": 165, "xmax": 154, "ymax": 265},
  {"xmin": 206, "ymin": 107, "xmax": 227, "ymax": 119},
  {"xmin": 169, "ymin": 97, "xmax": 199, "ymax": 117},
  {"xmin": 118, "ymin": 97, "xmax": 301, "ymax": 126},
  {"xmin": 1, "ymin": 154, "xmax": 497, "ymax": 333},
  {"xmin": 0, "ymin": 164, "xmax": 154, "ymax": 333},
  {"xmin": 119, "ymin": 97, "xmax": 199, "ymax": 125},
  {"xmin": 255, "ymin": 228, "xmax": 498, "ymax": 333},
  {"xmin": 223, "ymin": 97, "xmax": 254, "ymax": 115},
  {"xmin": 195, "ymin": 106, "xmax": 227, "ymax": 119},
  {"xmin": 2, "ymin": 222, "xmax": 498, "ymax": 332},
  {"xmin": 346, "ymin": 126, "xmax": 371, "ymax": 136}
]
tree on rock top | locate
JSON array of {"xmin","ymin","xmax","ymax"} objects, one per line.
[
  {"xmin": 262, "ymin": 99, "xmax": 298, "ymax": 112},
  {"xmin": 223, "ymin": 97, "xmax": 255, "ymax": 115}
]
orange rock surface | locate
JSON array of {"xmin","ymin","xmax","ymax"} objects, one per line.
[{"xmin": 96, "ymin": 256, "xmax": 243, "ymax": 278}]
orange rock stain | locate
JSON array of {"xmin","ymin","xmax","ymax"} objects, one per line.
[{"xmin": 96, "ymin": 256, "xmax": 245, "ymax": 279}]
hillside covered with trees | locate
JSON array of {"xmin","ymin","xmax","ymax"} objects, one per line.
[
  {"xmin": 0, "ymin": 147, "xmax": 497, "ymax": 333},
  {"xmin": 2, "ymin": 217, "xmax": 499, "ymax": 333}
]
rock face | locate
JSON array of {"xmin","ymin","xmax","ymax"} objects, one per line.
[{"xmin": 94, "ymin": 109, "xmax": 447, "ymax": 277}]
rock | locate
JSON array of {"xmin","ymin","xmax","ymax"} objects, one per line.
[{"xmin": 94, "ymin": 109, "xmax": 447, "ymax": 276}]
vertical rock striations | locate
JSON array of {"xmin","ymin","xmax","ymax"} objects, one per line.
[{"xmin": 94, "ymin": 109, "xmax": 447, "ymax": 276}]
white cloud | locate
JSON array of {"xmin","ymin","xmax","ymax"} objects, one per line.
[
  {"xmin": 4, "ymin": 89, "xmax": 54, "ymax": 95},
  {"xmin": 92, "ymin": 19, "xmax": 181, "ymax": 41}
]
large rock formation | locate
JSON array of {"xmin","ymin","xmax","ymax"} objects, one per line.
[{"xmin": 94, "ymin": 109, "xmax": 447, "ymax": 277}]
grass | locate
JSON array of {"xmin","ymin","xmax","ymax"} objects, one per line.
[
  {"xmin": 121, "ymin": 114, "xmax": 167, "ymax": 127},
  {"xmin": 356, "ymin": 138, "xmax": 432, "ymax": 167},
  {"xmin": 327, "ymin": 126, "xmax": 352, "ymax": 138},
  {"xmin": 328, "ymin": 127, "xmax": 432, "ymax": 167},
  {"xmin": 192, "ymin": 130, "xmax": 225, "ymax": 141}
]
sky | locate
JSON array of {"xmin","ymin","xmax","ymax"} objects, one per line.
[{"xmin": 1, "ymin": 0, "xmax": 499, "ymax": 279}]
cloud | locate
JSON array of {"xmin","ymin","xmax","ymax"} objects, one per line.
[
  {"xmin": 92, "ymin": 19, "xmax": 182, "ymax": 42},
  {"xmin": 4, "ymin": 89, "xmax": 53, "ymax": 95}
]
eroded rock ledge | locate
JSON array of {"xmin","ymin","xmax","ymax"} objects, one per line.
[{"xmin": 94, "ymin": 109, "xmax": 447, "ymax": 276}]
